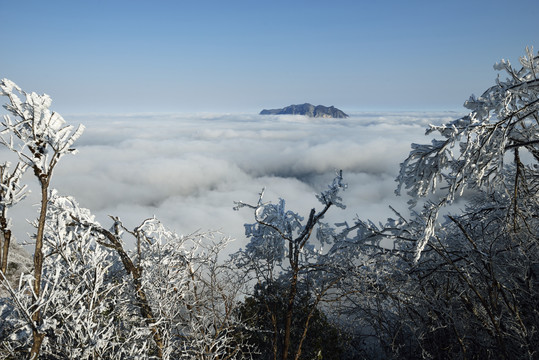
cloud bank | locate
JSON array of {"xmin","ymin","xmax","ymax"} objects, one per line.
[{"xmin": 7, "ymin": 111, "xmax": 464, "ymax": 252}]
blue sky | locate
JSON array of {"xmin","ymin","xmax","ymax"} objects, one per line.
[{"xmin": 1, "ymin": 0, "xmax": 538, "ymax": 113}]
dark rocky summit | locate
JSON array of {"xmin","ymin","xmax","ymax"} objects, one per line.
[{"xmin": 260, "ymin": 103, "xmax": 348, "ymax": 118}]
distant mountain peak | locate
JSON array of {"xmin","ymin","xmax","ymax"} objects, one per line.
[{"xmin": 260, "ymin": 103, "xmax": 348, "ymax": 118}]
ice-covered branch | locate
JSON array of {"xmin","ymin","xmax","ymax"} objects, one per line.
[{"xmin": 396, "ymin": 46, "xmax": 539, "ymax": 262}]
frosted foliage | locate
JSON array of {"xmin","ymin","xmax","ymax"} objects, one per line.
[
  {"xmin": 245, "ymin": 195, "xmax": 301, "ymax": 265},
  {"xmin": 145, "ymin": 234, "xmax": 247, "ymax": 359},
  {"xmin": 0, "ymin": 162, "xmax": 27, "ymax": 208},
  {"xmin": 1, "ymin": 190, "xmax": 250, "ymax": 359},
  {"xmin": 396, "ymin": 47, "xmax": 539, "ymax": 261},
  {"xmin": 1, "ymin": 192, "xmax": 119, "ymax": 358},
  {"xmin": 89, "ymin": 212, "xmax": 249, "ymax": 358},
  {"xmin": 0, "ymin": 79, "xmax": 84, "ymax": 177},
  {"xmin": 316, "ymin": 170, "xmax": 347, "ymax": 209},
  {"xmin": 233, "ymin": 172, "xmax": 353, "ymax": 300},
  {"xmin": 231, "ymin": 172, "xmax": 392, "ymax": 359},
  {"xmin": 0, "ymin": 79, "xmax": 253, "ymax": 358},
  {"xmin": 127, "ymin": 223, "xmax": 250, "ymax": 359},
  {"xmin": 234, "ymin": 171, "xmax": 347, "ymax": 272},
  {"xmin": 32, "ymin": 193, "xmax": 142, "ymax": 358}
]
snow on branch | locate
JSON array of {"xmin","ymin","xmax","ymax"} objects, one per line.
[
  {"xmin": 396, "ymin": 46, "xmax": 539, "ymax": 262},
  {"xmin": 0, "ymin": 78, "xmax": 84, "ymax": 178}
]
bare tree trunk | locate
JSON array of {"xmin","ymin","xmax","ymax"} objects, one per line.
[
  {"xmin": 0, "ymin": 229, "xmax": 9, "ymax": 274},
  {"xmin": 29, "ymin": 182, "xmax": 48, "ymax": 360},
  {"xmin": 282, "ymin": 268, "xmax": 298, "ymax": 360},
  {"xmin": 271, "ymin": 313, "xmax": 279, "ymax": 360},
  {"xmin": 0, "ymin": 209, "xmax": 11, "ymax": 274}
]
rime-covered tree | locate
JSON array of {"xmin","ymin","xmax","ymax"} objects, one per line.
[
  {"xmin": 0, "ymin": 79, "xmax": 253, "ymax": 359},
  {"xmin": 0, "ymin": 79, "xmax": 84, "ymax": 358},
  {"xmin": 233, "ymin": 172, "xmax": 371, "ymax": 360},
  {"xmin": 342, "ymin": 47, "xmax": 539, "ymax": 359},
  {"xmin": 1, "ymin": 191, "xmax": 253, "ymax": 359}
]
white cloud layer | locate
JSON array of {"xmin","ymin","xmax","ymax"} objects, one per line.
[{"xmin": 7, "ymin": 111, "xmax": 464, "ymax": 253}]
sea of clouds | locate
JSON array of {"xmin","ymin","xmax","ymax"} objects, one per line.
[{"xmin": 6, "ymin": 111, "xmax": 465, "ymax": 253}]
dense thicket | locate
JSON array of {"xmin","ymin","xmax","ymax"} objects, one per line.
[
  {"xmin": 350, "ymin": 47, "xmax": 539, "ymax": 359},
  {"xmin": 1, "ymin": 47, "xmax": 538, "ymax": 359}
]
